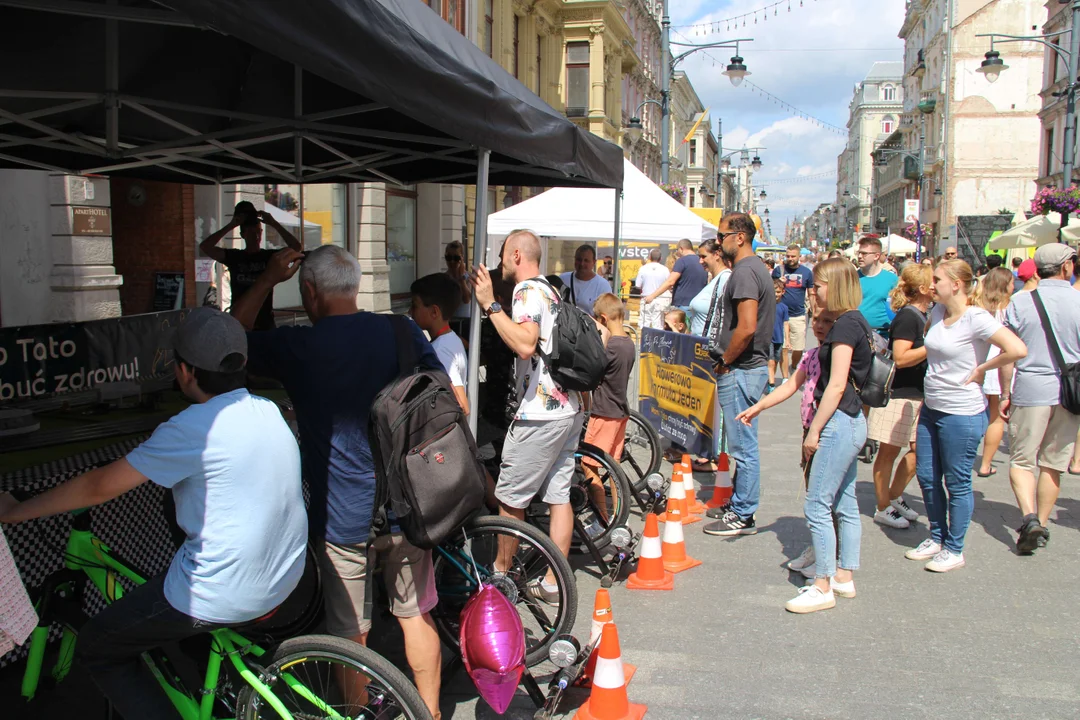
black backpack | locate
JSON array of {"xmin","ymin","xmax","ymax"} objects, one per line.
[
  {"xmin": 533, "ymin": 277, "xmax": 607, "ymax": 392},
  {"xmin": 368, "ymin": 315, "xmax": 487, "ymax": 550}
]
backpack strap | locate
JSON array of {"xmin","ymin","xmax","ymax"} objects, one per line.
[
  {"xmin": 389, "ymin": 313, "xmax": 418, "ymax": 378},
  {"xmin": 569, "ymin": 273, "xmax": 576, "ymax": 304},
  {"xmin": 1032, "ymin": 290, "xmax": 1068, "ymax": 374}
]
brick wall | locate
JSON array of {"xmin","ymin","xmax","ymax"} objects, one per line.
[{"xmin": 111, "ymin": 179, "xmax": 196, "ymax": 315}]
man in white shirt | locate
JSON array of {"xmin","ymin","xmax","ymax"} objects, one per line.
[
  {"xmin": 635, "ymin": 248, "xmax": 671, "ymax": 330},
  {"xmin": 560, "ymin": 244, "xmax": 612, "ymax": 317}
]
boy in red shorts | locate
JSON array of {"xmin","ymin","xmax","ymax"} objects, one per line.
[{"xmin": 584, "ymin": 293, "xmax": 636, "ymax": 519}]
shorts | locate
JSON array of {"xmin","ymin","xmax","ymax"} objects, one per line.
[
  {"xmin": 583, "ymin": 415, "xmax": 628, "ymax": 467},
  {"xmin": 768, "ymin": 342, "xmax": 784, "ymax": 362},
  {"xmin": 1008, "ymin": 404, "xmax": 1080, "ymax": 473},
  {"xmin": 316, "ymin": 533, "xmax": 438, "ymax": 637},
  {"xmin": 788, "ymin": 314, "xmax": 808, "ymax": 352},
  {"xmin": 867, "ymin": 397, "xmax": 922, "ymax": 447},
  {"xmin": 496, "ymin": 414, "xmax": 584, "ymax": 508}
]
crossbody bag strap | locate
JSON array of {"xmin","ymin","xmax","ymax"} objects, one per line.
[
  {"xmin": 1031, "ymin": 290, "xmax": 1068, "ymax": 373},
  {"xmin": 569, "ymin": 273, "xmax": 576, "ymax": 304}
]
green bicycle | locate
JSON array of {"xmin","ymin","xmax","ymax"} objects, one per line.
[{"xmin": 13, "ymin": 491, "xmax": 431, "ymax": 720}]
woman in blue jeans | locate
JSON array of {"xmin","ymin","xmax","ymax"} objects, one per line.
[{"xmin": 911, "ymin": 259, "xmax": 1026, "ymax": 572}]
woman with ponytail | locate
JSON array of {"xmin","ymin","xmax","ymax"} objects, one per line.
[{"xmin": 971, "ymin": 267, "xmax": 1015, "ymax": 477}]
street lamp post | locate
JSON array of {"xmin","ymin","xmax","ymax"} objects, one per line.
[
  {"xmin": 717, "ymin": 144, "xmax": 765, "ymax": 212},
  {"xmin": 977, "ymin": 0, "xmax": 1080, "ymax": 223},
  {"xmin": 875, "ymin": 103, "xmax": 933, "ymax": 259}
]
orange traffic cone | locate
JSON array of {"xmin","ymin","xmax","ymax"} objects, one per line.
[
  {"xmin": 626, "ymin": 513, "xmax": 674, "ymax": 591},
  {"xmin": 661, "ymin": 501, "xmax": 702, "ymax": 573},
  {"xmin": 681, "ymin": 458, "xmax": 708, "ymax": 514},
  {"xmin": 579, "ymin": 589, "xmax": 636, "ymax": 687},
  {"xmin": 657, "ymin": 468, "xmax": 700, "ymax": 525},
  {"xmin": 573, "ymin": 623, "xmax": 647, "ymax": 720},
  {"xmin": 706, "ymin": 452, "xmax": 734, "ymax": 509}
]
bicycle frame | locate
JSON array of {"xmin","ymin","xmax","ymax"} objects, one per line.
[{"xmin": 19, "ymin": 510, "xmax": 343, "ymax": 720}]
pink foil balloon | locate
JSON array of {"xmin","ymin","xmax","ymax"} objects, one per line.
[{"xmin": 459, "ymin": 584, "xmax": 525, "ymax": 713}]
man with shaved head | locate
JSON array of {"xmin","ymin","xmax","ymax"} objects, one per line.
[
  {"xmin": 635, "ymin": 247, "xmax": 671, "ymax": 330},
  {"xmin": 471, "ymin": 229, "xmax": 583, "ymax": 603}
]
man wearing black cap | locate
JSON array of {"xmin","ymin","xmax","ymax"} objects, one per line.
[
  {"xmin": 200, "ymin": 200, "xmax": 303, "ymax": 331},
  {"xmin": 0, "ymin": 308, "xmax": 307, "ymax": 720}
]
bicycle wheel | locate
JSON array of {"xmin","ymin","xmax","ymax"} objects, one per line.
[
  {"xmin": 432, "ymin": 515, "xmax": 577, "ymax": 668},
  {"xmin": 621, "ymin": 410, "xmax": 662, "ymax": 493},
  {"xmin": 235, "ymin": 635, "xmax": 431, "ymax": 720}
]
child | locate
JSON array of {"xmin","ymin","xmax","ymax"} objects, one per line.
[
  {"xmin": 663, "ymin": 308, "xmax": 687, "ymax": 333},
  {"xmin": 410, "ymin": 273, "xmax": 469, "ymax": 413},
  {"xmin": 735, "ymin": 308, "xmax": 837, "ymax": 578},
  {"xmin": 584, "ymin": 294, "xmax": 636, "ymax": 520},
  {"xmin": 768, "ymin": 278, "xmax": 790, "ymax": 391}
]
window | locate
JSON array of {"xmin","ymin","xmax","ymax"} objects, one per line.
[
  {"xmin": 513, "ymin": 15, "xmax": 520, "ymax": 78},
  {"xmin": 882, "ymin": 84, "xmax": 896, "ymax": 102},
  {"xmin": 882, "ymin": 115, "xmax": 895, "ymax": 134},
  {"xmin": 484, "ymin": 0, "xmax": 493, "ymax": 57},
  {"xmin": 689, "ymin": 139, "xmax": 697, "ymax": 166},
  {"xmin": 426, "ymin": 0, "xmax": 463, "ymax": 34},
  {"xmin": 1052, "ymin": 39, "xmax": 1062, "ymax": 84},
  {"xmin": 566, "ymin": 42, "xmax": 590, "ymax": 116},
  {"xmin": 689, "ymin": 187, "xmax": 695, "ymax": 207},
  {"xmin": 536, "ymin": 35, "xmax": 543, "ymax": 94},
  {"xmin": 387, "ymin": 188, "xmax": 418, "ymax": 298},
  {"xmin": 1045, "ymin": 127, "xmax": 1056, "ymax": 176}
]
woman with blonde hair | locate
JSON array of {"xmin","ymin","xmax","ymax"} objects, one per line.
[
  {"xmin": 971, "ymin": 267, "xmax": 1015, "ymax": 477},
  {"xmin": 867, "ymin": 263, "xmax": 933, "ymax": 529},
  {"xmin": 909, "ymin": 260, "xmax": 1027, "ymax": 572},
  {"xmin": 782, "ymin": 258, "xmax": 873, "ymax": 613}
]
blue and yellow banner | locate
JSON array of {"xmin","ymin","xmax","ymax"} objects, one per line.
[{"xmin": 638, "ymin": 328, "xmax": 717, "ymax": 457}]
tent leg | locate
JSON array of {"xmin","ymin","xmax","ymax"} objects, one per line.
[
  {"xmin": 612, "ymin": 189, "xmax": 622, "ymax": 298},
  {"xmin": 466, "ymin": 149, "xmax": 491, "ymax": 437}
]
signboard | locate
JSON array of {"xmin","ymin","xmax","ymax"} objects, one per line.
[
  {"xmin": 957, "ymin": 215, "xmax": 1013, "ymax": 266},
  {"xmin": 0, "ymin": 311, "xmax": 186, "ymax": 403},
  {"xmin": 152, "ymin": 272, "xmax": 185, "ymax": 312},
  {"xmin": 638, "ymin": 328, "xmax": 717, "ymax": 457},
  {"xmin": 904, "ymin": 199, "xmax": 920, "ymax": 224},
  {"xmin": 194, "ymin": 258, "xmax": 215, "ymax": 283},
  {"xmin": 71, "ymin": 206, "xmax": 111, "ymax": 235}
]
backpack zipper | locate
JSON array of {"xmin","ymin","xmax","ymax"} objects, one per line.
[
  {"xmin": 409, "ymin": 423, "xmax": 457, "ymax": 463},
  {"xmin": 389, "ymin": 385, "xmax": 452, "ymax": 434}
]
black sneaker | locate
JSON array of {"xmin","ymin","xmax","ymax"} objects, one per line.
[
  {"xmin": 1016, "ymin": 515, "xmax": 1045, "ymax": 555},
  {"xmin": 705, "ymin": 502, "xmax": 732, "ymax": 519},
  {"xmin": 703, "ymin": 510, "xmax": 757, "ymax": 536},
  {"xmin": 1037, "ymin": 526, "xmax": 1050, "ymax": 548}
]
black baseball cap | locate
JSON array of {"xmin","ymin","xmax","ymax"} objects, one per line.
[
  {"xmin": 173, "ymin": 307, "xmax": 247, "ymax": 372},
  {"xmin": 234, "ymin": 200, "xmax": 260, "ymax": 227}
]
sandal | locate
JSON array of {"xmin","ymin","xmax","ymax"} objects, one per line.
[
  {"xmin": 663, "ymin": 449, "xmax": 683, "ymax": 463},
  {"xmin": 976, "ymin": 466, "xmax": 997, "ymax": 478},
  {"xmin": 692, "ymin": 459, "xmax": 717, "ymax": 473}
]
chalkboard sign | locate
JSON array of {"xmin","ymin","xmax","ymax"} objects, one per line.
[
  {"xmin": 957, "ymin": 215, "xmax": 1013, "ymax": 265},
  {"xmin": 152, "ymin": 272, "xmax": 185, "ymax": 312}
]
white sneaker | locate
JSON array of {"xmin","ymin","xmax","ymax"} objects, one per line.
[
  {"xmin": 785, "ymin": 585, "xmax": 835, "ymax": 614},
  {"xmin": 830, "ymin": 577, "xmax": 856, "ymax": 598},
  {"xmin": 874, "ymin": 507, "xmax": 910, "ymax": 529},
  {"xmin": 891, "ymin": 497, "xmax": 919, "ymax": 521},
  {"xmin": 787, "ymin": 545, "xmax": 815, "ymax": 572},
  {"xmin": 925, "ymin": 549, "xmax": 965, "ymax": 573},
  {"xmin": 905, "ymin": 539, "xmax": 942, "ymax": 561}
]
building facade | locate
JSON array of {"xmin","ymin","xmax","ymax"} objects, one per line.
[
  {"xmin": 1036, "ymin": 0, "xmax": 1076, "ymax": 188},
  {"xmin": 620, "ymin": 0, "xmax": 664, "ymax": 181}
]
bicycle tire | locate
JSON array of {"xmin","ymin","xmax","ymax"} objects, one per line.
[
  {"xmin": 235, "ymin": 634, "xmax": 431, "ymax": 720},
  {"xmin": 622, "ymin": 409, "xmax": 662, "ymax": 492},
  {"xmin": 432, "ymin": 514, "xmax": 577, "ymax": 668}
]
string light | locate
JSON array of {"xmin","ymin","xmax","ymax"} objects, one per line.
[{"xmin": 673, "ymin": 0, "xmax": 819, "ymax": 38}]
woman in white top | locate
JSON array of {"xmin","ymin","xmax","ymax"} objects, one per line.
[
  {"xmin": 908, "ymin": 260, "xmax": 1026, "ymax": 572},
  {"xmin": 971, "ymin": 267, "xmax": 1014, "ymax": 478}
]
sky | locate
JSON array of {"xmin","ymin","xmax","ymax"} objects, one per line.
[{"xmin": 668, "ymin": 0, "xmax": 906, "ymax": 236}]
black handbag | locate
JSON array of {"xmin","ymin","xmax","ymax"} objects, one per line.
[
  {"xmin": 854, "ymin": 325, "xmax": 896, "ymax": 409},
  {"xmin": 1031, "ymin": 290, "xmax": 1080, "ymax": 415}
]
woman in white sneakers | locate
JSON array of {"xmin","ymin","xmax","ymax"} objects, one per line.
[{"xmin": 909, "ymin": 260, "xmax": 1026, "ymax": 572}]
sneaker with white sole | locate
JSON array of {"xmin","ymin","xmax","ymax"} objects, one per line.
[
  {"xmin": 890, "ymin": 497, "xmax": 919, "ymax": 522},
  {"xmin": 905, "ymin": 539, "xmax": 942, "ymax": 561},
  {"xmin": 525, "ymin": 578, "xmax": 561, "ymax": 605},
  {"xmin": 925, "ymin": 549, "xmax": 965, "ymax": 573},
  {"xmin": 787, "ymin": 545, "xmax": 815, "ymax": 572},
  {"xmin": 784, "ymin": 585, "xmax": 835, "ymax": 614},
  {"xmin": 830, "ymin": 577, "xmax": 856, "ymax": 598},
  {"xmin": 703, "ymin": 511, "xmax": 758, "ymax": 536},
  {"xmin": 874, "ymin": 507, "xmax": 910, "ymax": 529}
]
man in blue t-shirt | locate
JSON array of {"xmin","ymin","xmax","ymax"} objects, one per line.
[
  {"xmin": 856, "ymin": 236, "xmax": 898, "ymax": 336},
  {"xmin": 232, "ymin": 245, "xmax": 444, "ymax": 719},
  {"xmin": 642, "ymin": 238, "xmax": 708, "ymax": 312},
  {"xmin": 771, "ymin": 244, "xmax": 815, "ymax": 368},
  {"xmin": 0, "ymin": 308, "xmax": 307, "ymax": 720}
]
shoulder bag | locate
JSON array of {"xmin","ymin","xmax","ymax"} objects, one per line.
[{"xmin": 1030, "ymin": 290, "xmax": 1080, "ymax": 414}]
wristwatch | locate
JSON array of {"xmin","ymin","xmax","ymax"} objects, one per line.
[{"xmin": 485, "ymin": 301, "xmax": 503, "ymax": 317}]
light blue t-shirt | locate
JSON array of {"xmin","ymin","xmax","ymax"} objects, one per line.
[
  {"xmin": 688, "ymin": 270, "xmax": 729, "ymax": 337},
  {"xmin": 126, "ymin": 389, "xmax": 307, "ymax": 623},
  {"xmin": 858, "ymin": 268, "xmax": 899, "ymax": 330}
]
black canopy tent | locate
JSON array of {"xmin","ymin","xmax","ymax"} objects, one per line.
[{"xmin": 0, "ymin": 0, "xmax": 625, "ymax": 431}]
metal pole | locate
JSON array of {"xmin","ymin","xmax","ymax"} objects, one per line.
[
  {"xmin": 1061, "ymin": 0, "xmax": 1080, "ymax": 226},
  {"xmin": 660, "ymin": 0, "xmax": 671, "ymax": 185},
  {"xmin": 466, "ymin": 149, "xmax": 491, "ymax": 436},
  {"xmin": 919, "ymin": 113, "xmax": 926, "ymax": 257},
  {"xmin": 612, "ymin": 189, "xmax": 622, "ymax": 298}
]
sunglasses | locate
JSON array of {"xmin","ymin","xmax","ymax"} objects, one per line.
[
  {"xmin": 445, "ymin": 255, "xmax": 462, "ymax": 262},
  {"xmin": 717, "ymin": 230, "xmax": 741, "ymax": 241}
]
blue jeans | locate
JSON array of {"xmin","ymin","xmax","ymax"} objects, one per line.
[
  {"xmin": 716, "ymin": 366, "xmax": 769, "ymax": 518},
  {"xmin": 805, "ymin": 411, "xmax": 867, "ymax": 578},
  {"xmin": 915, "ymin": 406, "xmax": 988, "ymax": 554}
]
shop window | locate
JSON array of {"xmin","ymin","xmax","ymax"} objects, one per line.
[
  {"xmin": 566, "ymin": 42, "xmax": 590, "ymax": 116},
  {"xmin": 388, "ymin": 190, "xmax": 418, "ymax": 299}
]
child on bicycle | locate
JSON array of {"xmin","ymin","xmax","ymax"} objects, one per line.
[{"xmin": 583, "ymin": 293, "xmax": 636, "ymax": 521}]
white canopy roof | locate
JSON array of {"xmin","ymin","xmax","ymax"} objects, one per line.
[
  {"xmin": 486, "ymin": 157, "xmax": 717, "ymax": 266},
  {"xmin": 882, "ymin": 234, "xmax": 924, "ymax": 254}
]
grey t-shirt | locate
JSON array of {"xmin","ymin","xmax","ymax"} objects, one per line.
[
  {"xmin": 714, "ymin": 255, "xmax": 776, "ymax": 370},
  {"xmin": 1004, "ymin": 280, "xmax": 1080, "ymax": 407}
]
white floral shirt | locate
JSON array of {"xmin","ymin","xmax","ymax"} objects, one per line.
[{"xmin": 511, "ymin": 279, "xmax": 581, "ymax": 421}]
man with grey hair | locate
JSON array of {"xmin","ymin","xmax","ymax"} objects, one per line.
[
  {"xmin": 1001, "ymin": 243, "xmax": 1080, "ymax": 555},
  {"xmin": 635, "ymin": 247, "xmax": 671, "ymax": 330},
  {"xmin": 232, "ymin": 245, "xmax": 446, "ymax": 719}
]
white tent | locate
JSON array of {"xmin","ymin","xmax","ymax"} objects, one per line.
[
  {"xmin": 882, "ymin": 234, "xmax": 925, "ymax": 254},
  {"xmin": 485, "ymin": 157, "xmax": 717, "ymax": 268},
  {"xmin": 990, "ymin": 211, "xmax": 1080, "ymax": 250}
]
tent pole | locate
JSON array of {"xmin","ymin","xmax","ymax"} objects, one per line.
[
  {"xmin": 466, "ymin": 148, "xmax": 491, "ymax": 436},
  {"xmin": 612, "ymin": 189, "xmax": 622, "ymax": 299}
]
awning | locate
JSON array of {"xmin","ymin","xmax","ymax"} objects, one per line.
[{"xmin": 0, "ymin": 0, "xmax": 623, "ymax": 189}]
